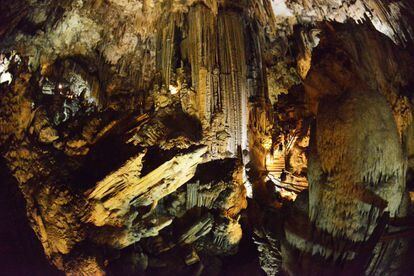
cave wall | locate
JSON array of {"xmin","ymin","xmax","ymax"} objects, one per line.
[
  {"xmin": 282, "ymin": 22, "xmax": 414, "ymax": 275},
  {"xmin": 0, "ymin": 0, "xmax": 414, "ymax": 275}
]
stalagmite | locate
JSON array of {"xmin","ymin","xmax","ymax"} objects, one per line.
[{"xmin": 282, "ymin": 22, "xmax": 413, "ymax": 275}]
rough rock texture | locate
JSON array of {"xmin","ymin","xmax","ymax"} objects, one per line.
[
  {"xmin": 0, "ymin": 49, "xmax": 248, "ymax": 273},
  {"xmin": 286, "ymin": 0, "xmax": 414, "ymax": 45},
  {"xmin": 1, "ymin": 0, "xmax": 414, "ymax": 275},
  {"xmin": 307, "ymin": 89, "xmax": 404, "ymax": 249},
  {"xmin": 282, "ymin": 21, "xmax": 414, "ymax": 275},
  {"xmin": 156, "ymin": 0, "xmax": 273, "ymax": 156}
]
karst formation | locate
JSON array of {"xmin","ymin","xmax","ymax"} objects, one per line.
[{"xmin": 1, "ymin": 0, "xmax": 414, "ymax": 275}]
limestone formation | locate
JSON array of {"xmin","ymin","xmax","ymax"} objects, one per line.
[{"xmin": 0, "ymin": 0, "xmax": 414, "ymax": 275}]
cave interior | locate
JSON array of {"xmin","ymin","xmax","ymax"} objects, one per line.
[{"xmin": 1, "ymin": 0, "xmax": 414, "ymax": 275}]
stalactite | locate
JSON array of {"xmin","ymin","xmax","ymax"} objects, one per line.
[
  {"xmin": 1, "ymin": 0, "xmax": 414, "ymax": 275},
  {"xmin": 187, "ymin": 4, "xmax": 218, "ymax": 121},
  {"xmin": 157, "ymin": 1, "xmax": 270, "ymax": 157},
  {"xmin": 217, "ymin": 10, "xmax": 249, "ymax": 153}
]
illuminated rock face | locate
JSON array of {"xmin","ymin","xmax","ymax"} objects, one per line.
[
  {"xmin": 87, "ymin": 146, "xmax": 207, "ymax": 228},
  {"xmin": 282, "ymin": 23, "xmax": 414, "ymax": 275},
  {"xmin": 310, "ymin": 89, "xmax": 405, "ymax": 242},
  {"xmin": 288, "ymin": 89, "xmax": 407, "ymax": 271},
  {"xmin": 0, "ymin": 0, "xmax": 414, "ymax": 275},
  {"xmin": 0, "ymin": 56, "xmax": 248, "ymax": 272},
  {"xmin": 157, "ymin": 1, "xmax": 271, "ymax": 157},
  {"xmin": 285, "ymin": 0, "xmax": 414, "ymax": 44}
]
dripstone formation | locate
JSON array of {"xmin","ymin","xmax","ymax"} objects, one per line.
[{"xmin": 0, "ymin": 0, "xmax": 414, "ymax": 275}]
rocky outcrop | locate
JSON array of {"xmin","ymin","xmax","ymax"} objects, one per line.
[
  {"xmin": 286, "ymin": 0, "xmax": 414, "ymax": 45},
  {"xmin": 1, "ymin": 1, "xmax": 414, "ymax": 275},
  {"xmin": 0, "ymin": 46, "xmax": 248, "ymax": 273},
  {"xmin": 282, "ymin": 22, "xmax": 414, "ymax": 275}
]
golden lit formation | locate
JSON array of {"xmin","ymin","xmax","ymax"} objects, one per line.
[{"xmin": 0, "ymin": 0, "xmax": 413, "ymax": 275}]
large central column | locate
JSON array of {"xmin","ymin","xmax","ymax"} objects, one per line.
[
  {"xmin": 156, "ymin": 0, "xmax": 269, "ymax": 157},
  {"xmin": 282, "ymin": 27, "xmax": 408, "ymax": 274}
]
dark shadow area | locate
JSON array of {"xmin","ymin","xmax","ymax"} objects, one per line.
[{"xmin": 0, "ymin": 158, "xmax": 62, "ymax": 275}]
